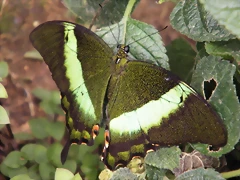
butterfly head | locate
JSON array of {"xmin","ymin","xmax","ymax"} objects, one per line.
[{"xmin": 114, "ymin": 44, "xmax": 129, "ymax": 64}]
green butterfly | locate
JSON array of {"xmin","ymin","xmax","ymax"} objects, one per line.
[{"xmin": 30, "ymin": 21, "xmax": 227, "ymax": 169}]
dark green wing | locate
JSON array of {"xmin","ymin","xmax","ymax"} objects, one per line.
[
  {"xmin": 106, "ymin": 60, "xmax": 227, "ymax": 168},
  {"xmin": 30, "ymin": 21, "xmax": 113, "ymax": 160}
]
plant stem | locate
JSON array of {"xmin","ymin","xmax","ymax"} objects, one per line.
[
  {"xmin": 122, "ymin": 0, "xmax": 136, "ymax": 44},
  {"xmin": 221, "ymin": 169, "xmax": 240, "ymax": 179}
]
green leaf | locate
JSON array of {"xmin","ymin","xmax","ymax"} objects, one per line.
[
  {"xmin": 32, "ymin": 88, "xmax": 55, "ymax": 101},
  {"xmin": 80, "ymin": 152, "xmax": 104, "ymax": 180},
  {"xmin": 21, "ymin": 144, "xmax": 36, "ymax": 161},
  {"xmin": 0, "ymin": 83, "xmax": 8, "ymax": 98},
  {"xmin": 68, "ymin": 144, "xmax": 93, "ymax": 162},
  {"xmin": 10, "ymin": 174, "xmax": 32, "ymax": 180},
  {"xmin": 191, "ymin": 56, "xmax": 240, "ymax": 156},
  {"xmin": 71, "ymin": 173, "xmax": 83, "ymax": 180},
  {"xmin": 63, "ymin": 0, "xmax": 139, "ymax": 27},
  {"xmin": 199, "ymin": 0, "xmax": 240, "ymax": 38},
  {"xmin": 0, "ymin": 163, "xmax": 12, "ymax": 177},
  {"xmin": 196, "ymin": 42, "xmax": 209, "ymax": 59},
  {"xmin": 0, "ymin": 61, "xmax": 9, "ymax": 78},
  {"xmin": 29, "ymin": 118, "xmax": 50, "ymax": 139},
  {"xmin": 39, "ymin": 100, "xmax": 62, "ymax": 115},
  {"xmin": 24, "ymin": 50, "xmax": 43, "ymax": 60},
  {"xmin": 166, "ymin": 38, "xmax": 196, "ymax": 83},
  {"xmin": 145, "ymin": 166, "xmax": 167, "ymax": 180},
  {"xmin": 127, "ymin": 157, "xmax": 144, "ymax": 174},
  {"xmin": 3, "ymin": 151, "xmax": 27, "ymax": 168},
  {"xmin": 205, "ymin": 39, "xmax": 240, "ymax": 62},
  {"xmin": 110, "ymin": 168, "xmax": 138, "ymax": 180},
  {"xmin": 170, "ymin": 0, "xmax": 235, "ymax": 41},
  {"xmin": 97, "ymin": 17, "xmax": 169, "ymax": 69},
  {"xmin": 21, "ymin": 144, "xmax": 47, "ymax": 163},
  {"xmin": 145, "ymin": 146, "xmax": 181, "ymax": 172},
  {"xmin": 205, "ymin": 39, "xmax": 240, "ymax": 82},
  {"xmin": 32, "ymin": 88, "xmax": 62, "ymax": 115},
  {"xmin": 67, "ymin": 144, "xmax": 82, "ymax": 162},
  {"xmin": 14, "ymin": 132, "xmax": 34, "ymax": 141},
  {"xmin": 175, "ymin": 168, "xmax": 225, "ymax": 180},
  {"xmin": 28, "ymin": 164, "xmax": 41, "ymax": 180},
  {"xmin": 99, "ymin": 169, "xmax": 113, "ymax": 180},
  {"xmin": 47, "ymin": 143, "xmax": 62, "ymax": 167},
  {"xmin": 55, "ymin": 168, "xmax": 74, "ymax": 180},
  {"xmin": 39, "ymin": 162, "xmax": 55, "ymax": 180},
  {"xmin": 34, "ymin": 146, "xmax": 47, "ymax": 164},
  {"xmin": 51, "ymin": 90, "xmax": 62, "ymax": 105},
  {"xmin": 0, "ymin": 105, "xmax": 10, "ymax": 124},
  {"xmin": 47, "ymin": 121, "xmax": 65, "ymax": 141},
  {"xmin": 61, "ymin": 160, "xmax": 77, "ymax": 174},
  {"xmin": 55, "ymin": 169, "xmax": 83, "ymax": 180}
]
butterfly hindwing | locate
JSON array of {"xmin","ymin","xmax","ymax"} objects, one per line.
[{"xmin": 105, "ymin": 60, "xmax": 227, "ymax": 168}]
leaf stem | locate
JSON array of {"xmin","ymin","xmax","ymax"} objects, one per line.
[
  {"xmin": 122, "ymin": 0, "xmax": 136, "ymax": 44},
  {"xmin": 221, "ymin": 169, "xmax": 240, "ymax": 179}
]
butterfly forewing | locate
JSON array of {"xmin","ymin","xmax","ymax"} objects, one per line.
[{"xmin": 30, "ymin": 20, "xmax": 113, "ymax": 145}]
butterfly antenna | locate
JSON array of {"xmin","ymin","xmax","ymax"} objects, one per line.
[
  {"xmin": 107, "ymin": 20, "xmax": 120, "ymax": 46},
  {"xmin": 127, "ymin": 25, "xmax": 168, "ymax": 46},
  {"xmin": 89, "ymin": 0, "xmax": 110, "ymax": 30}
]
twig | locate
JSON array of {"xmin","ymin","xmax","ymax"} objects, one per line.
[
  {"xmin": 89, "ymin": 0, "xmax": 110, "ymax": 30},
  {"xmin": 0, "ymin": 0, "xmax": 7, "ymax": 18},
  {"xmin": 221, "ymin": 169, "xmax": 240, "ymax": 179}
]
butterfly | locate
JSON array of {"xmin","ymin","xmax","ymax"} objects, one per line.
[{"xmin": 30, "ymin": 20, "xmax": 227, "ymax": 169}]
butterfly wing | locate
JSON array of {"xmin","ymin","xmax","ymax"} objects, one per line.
[
  {"xmin": 30, "ymin": 21, "xmax": 113, "ymax": 161},
  {"xmin": 106, "ymin": 60, "xmax": 227, "ymax": 168}
]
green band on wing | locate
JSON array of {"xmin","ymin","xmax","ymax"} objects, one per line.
[
  {"xmin": 63, "ymin": 22, "xmax": 96, "ymax": 121},
  {"xmin": 109, "ymin": 82, "xmax": 193, "ymax": 135}
]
